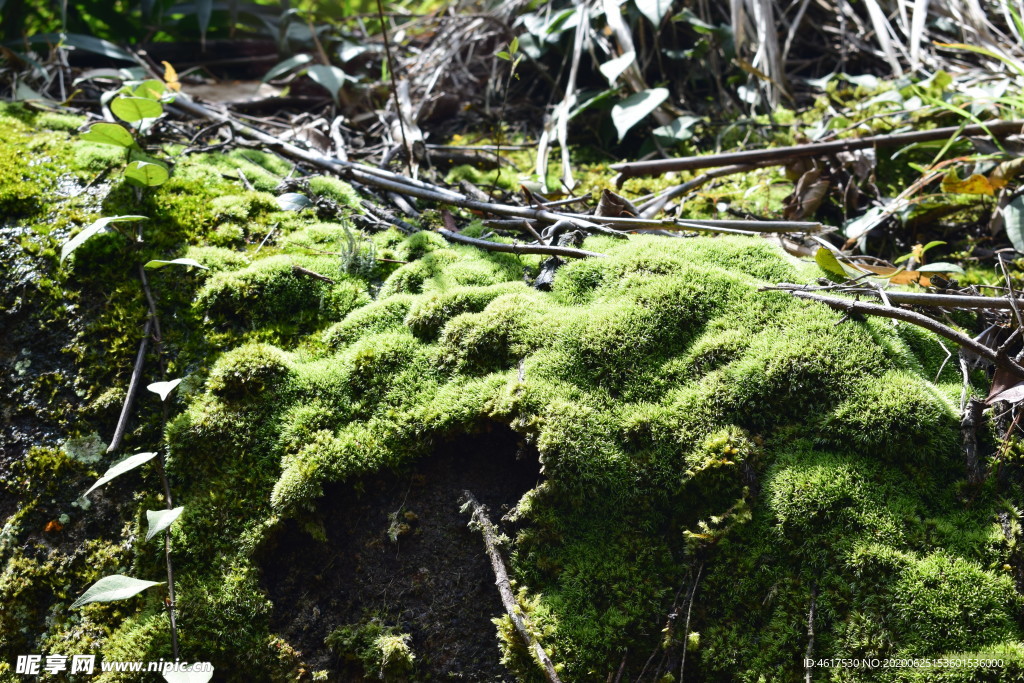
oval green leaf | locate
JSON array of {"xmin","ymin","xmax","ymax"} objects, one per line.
[
  {"xmin": 814, "ymin": 247, "xmax": 851, "ymax": 278},
  {"xmin": 277, "ymin": 192, "xmax": 314, "ymax": 211},
  {"xmin": 917, "ymin": 262, "xmax": 965, "ymax": 274},
  {"xmin": 125, "ymin": 160, "xmax": 170, "ymax": 187},
  {"xmin": 611, "ymin": 88, "xmax": 669, "ymax": 141},
  {"xmin": 146, "ymin": 506, "xmax": 185, "ymax": 541},
  {"xmin": 85, "ymin": 452, "xmax": 157, "ymax": 496},
  {"xmin": 111, "ymin": 95, "xmax": 164, "ymax": 123},
  {"xmin": 133, "ymin": 79, "xmax": 166, "ymax": 100},
  {"xmin": 71, "ymin": 574, "xmax": 163, "ymax": 608},
  {"xmin": 80, "ymin": 122, "xmax": 134, "ymax": 147}
]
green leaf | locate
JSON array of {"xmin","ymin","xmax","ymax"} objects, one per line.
[
  {"xmin": 921, "ymin": 240, "xmax": 946, "ymax": 253},
  {"xmin": 146, "ymin": 507, "xmax": 184, "ymax": 541},
  {"xmin": 147, "ymin": 378, "xmax": 183, "ymax": 401},
  {"xmin": 611, "ymin": 88, "xmax": 669, "ymax": 141},
  {"xmin": 19, "ymin": 33, "xmax": 135, "ymax": 62},
  {"xmin": 635, "ymin": 0, "xmax": 673, "ymax": 26},
  {"xmin": 510, "ymin": 36, "xmax": 519, "ymax": 54},
  {"xmin": 1005, "ymin": 195, "xmax": 1024, "ymax": 253},
  {"xmin": 80, "ymin": 122, "xmax": 134, "ymax": 147},
  {"xmin": 197, "ymin": 0, "xmax": 213, "ymax": 46},
  {"xmin": 598, "ymin": 51, "xmax": 635, "ymax": 85},
  {"xmin": 307, "ymin": 65, "xmax": 349, "ymax": 104},
  {"xmin": 71, "ymin": 574, "xmax": 163, "ymax": 608},
  {"xmin": 277, "ymin": 192, "xmax": 314, "ymax": 211},
  {"xmin": 263, "ymin": 53, "xmax": 313, "ymax": 82},
  {"xmin": 111, "ymin": 96, "xmax": 163, "ymax": 123},
  {"xmin": 85, "ymin": 452, "xmax": 157, "ymax": 496},
  {"xmin": 61, "ymin": 215, "xmax": 147, "ymax": 263},
  {"xmin": 936, "ymin": 42, "xmax": 1024, "ymax": 80},
  {"xmin": 163, "ymin": 669, "xmax": 214, "ymax": 683},
  {"xmin": 125, "ymin": 160, "xmax": 170, "ymax": 187},
  {"xmin": 815, "ymin": 247, "xmax": 850, "ymax": 278},
  {"xmin": 917, "ymin": 262, "xmax": 965, "ymax": 274},
  {"xmin": 144, "ymin": 258, "xmax": 207, "ymax": 270},
  {"xmin": 496, "ymin": 51, "xmax": 511, "ymax": 61},
  {"xmin": 133, "ymin": 79, "xmax": 166, "ymax": 100},
  {"xmin": 653, "ymin": 115, "xmax": 701, "ymax": 142}
]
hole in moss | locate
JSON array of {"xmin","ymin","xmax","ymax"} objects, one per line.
[{"xmin": 257, "ymin": 423, "xmax": 540, "ymax": 680}]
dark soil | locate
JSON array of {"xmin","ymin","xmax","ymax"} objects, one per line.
[{"xmin": 258, "ymin": 423, "xmax": 542, "ymax": 681}]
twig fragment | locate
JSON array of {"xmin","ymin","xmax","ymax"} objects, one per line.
[
  {"xmin": 611, "ymin": 120, "xmax": 1024, "ymax": 180},
  {"xmin": 461, "ymin": 490, "xmax": 563, "ymax": 683}
]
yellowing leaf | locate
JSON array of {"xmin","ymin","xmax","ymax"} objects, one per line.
[
  {"xmin": 814, "ymin": 247, "xmax": 850, "ymax": 278},
  {"xmin": 940, "ymin": 169, "xmax": 995, "ymax": 196},
  {"xmin": 162, "ymin": 61, "xmax": 181, "ymax": 92}
]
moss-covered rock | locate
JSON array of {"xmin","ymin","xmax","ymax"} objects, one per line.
[{"xmin": 4, "ymin": 101, "xmax": 1024, "ymax": 683}]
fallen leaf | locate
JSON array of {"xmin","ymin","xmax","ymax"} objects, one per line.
[{"xmin": 941, "ymin": 169, "xmax": 995, "ymax": 196}]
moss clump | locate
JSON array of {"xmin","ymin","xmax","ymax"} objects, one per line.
[
  {"xmin": 307, "ymin": 175, "xmax": 360, "ymax": 207},
  {"xmin": 195, "ymin": 255, "xmax": 369, "ymax": 337},
  {"xmin": 207, "ymin": 342, "xmax": 296, "ymax": 400},
  {"xmin": 326, "ymin": 620, "xmax": 416, "ymax": 681}
]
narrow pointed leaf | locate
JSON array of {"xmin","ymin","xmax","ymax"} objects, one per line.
[
  {"xmin": 21, "ymin": 33, "xmax": 135, "ymax": 62},
  {"xmin": 85, "ymin": 452, "xmax": 157, "ymax": 496},
  {"xmin": 71, "ymin": 574, "xmax": 163, "ymax": 608},
  {"xmin": 125, "ymin": 160, "xmax": 169, "ymax": 187},
  {"xmin": 611, "ymin": 88, "xmax": 669, "ymax": 141},
  {"xmin": 263, "ymin": 53, "xmax": 313, "ymax": 82},
  {"xmin": 145, "ymin": 258, "xmax": 207, "ymax": 271},
  {"xmin": 146, "ymin": 507, "xmax": 185, "ymax": 541},
  {"xmin": 635, "ymin": 0, "xmax": 673, "ymax": 26},
  {"xmin": 197, "ymin": 0, "xmax": 213, "ymax": 45},
  {"xmin": 61, "ymin": 215, "xmax": 147, "ymax": 263},
  {"xmin": 111, "ymin": 96, "xmax": 163, "ymax": 123},
  {"xmin": 599, "ymin": 51, "xmax": 635, "ymax": 85},
  {"xmin": 306, "ymin": 65, "xmax": 348, "ymax": 104},
  {"xmin": 1004, "ymin": 195, "xmax": 1024, "ymax": 253},
  {"xmin": 147, "ymin": 378, "xmax": 183, "ymax": 401},
  {"xmin": 80, "ymin": 122, "xmax": 134, "ymax": 147}
]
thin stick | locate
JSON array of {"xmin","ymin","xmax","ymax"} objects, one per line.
[
  {"xmin": 679, "ymin": 562, "xmax": 703, "ymax": 681},
  {"xmin": 461, "ymin": 490, "xmax": 563, "ymax": 683},
  {"xmin": 107, "ymin": 317, "xmax": 153, "ymax": 454},
  {"xmin": 767, "ymin": 283, "xmax": 1024, "ymax": 311},
  {"xmin": 137, "ymin": 264, "xmax": 180, "ymax": 659},
  {"xmin": 805, "ymin": 584, "xmax": 817, "ymax": 683},
  {"xmin": 438, "ymin": 228, "xmax": 605, "ymax": 259},
  {"xmin": 376, "ymin": 0, "xmax": 411, "ymax": 175},
  {"xmin": 611, "ymin": 120, "xmax": 1024, "ymax": 179},
  {"xmin": 783, "ymin": 290, "xmax": 1024, "ymax": 380}
]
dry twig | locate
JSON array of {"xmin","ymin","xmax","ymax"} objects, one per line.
[{"xmin": 461, "ymin": 490, "xmax": 563, "ymax": 683}]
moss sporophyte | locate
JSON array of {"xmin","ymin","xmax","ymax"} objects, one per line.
[{"xmin": 3, "ymin": 102, "xmax": 1024, "ymax": 680}]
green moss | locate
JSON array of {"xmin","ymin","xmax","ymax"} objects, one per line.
[
  {"xmin": 326, "ymin": 619, "xmax": 416, "ymax": 681},
  {"xmin": 307, "ymin": 175, "xmax": 360, "ymax": 207},
  {"xmin": 207, "ymin": 342, "xmax": 296, "ymax": 400},
  {"xmin": 195, "ymin": 255, "xmax": 369, "ymax": 336},
  {"xmin": 6, "ymin": 101, "xmax": 1023, "ymax": 683}
]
